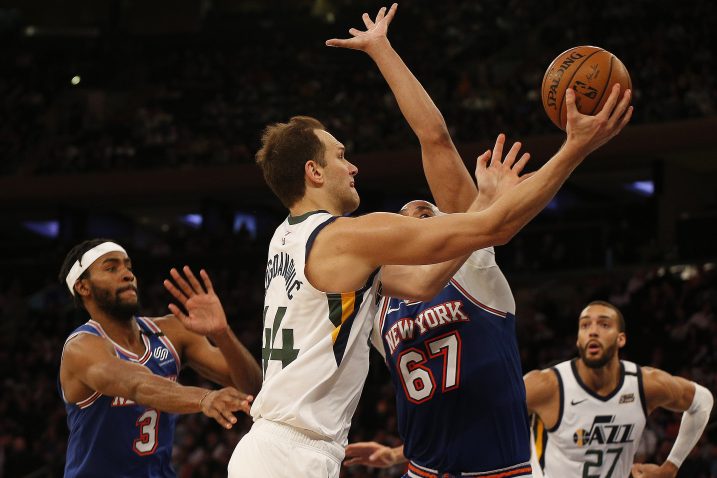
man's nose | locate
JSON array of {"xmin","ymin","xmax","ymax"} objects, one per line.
[{"xmin": 122, "ymin": 267, "xmax": 135, "ymax": 282}]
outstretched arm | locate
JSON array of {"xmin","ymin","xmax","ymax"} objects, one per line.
[
  {"xmin": 381, "ymin": 135, "xmax": 531, "ymax": 300},
  {"xmin": 631, "ymin": 368, "xmax": 713, "ymax": 478},
  {"xmin": 308, "ymin": 85, "xmax": 632, "ymax": 293},
  {"xmin": 163, "ymin": 266, "xmax": 262, "ymax": 395},
  {"xmin": 327, "ymin": 4, "xmax": 476, "ymax": 213},
  {"xmin": 61, "ymin": 335, "xmax": 250, "ymax": 428}
]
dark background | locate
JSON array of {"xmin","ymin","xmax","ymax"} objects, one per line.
[{"xmin": 0, "ymin": 0, "xmax": 715, "ymax": 476}]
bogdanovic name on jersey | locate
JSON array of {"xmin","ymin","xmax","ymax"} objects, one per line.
[
  {"xmin": 264, "ymin": 251, "xmax": 303, "ymax": 299},
  {"xmin": 251, "ymin": 211, "xmax": 381, "ymax": 445}
]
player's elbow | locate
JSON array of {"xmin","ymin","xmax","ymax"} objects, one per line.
[
  {"xmin": 491, "ymin": 226, "xmax": 516, "ymax": 247},
  {"xmin": 477, "ymin": 211, "xmax": 517, "ymax": 247},
  {"xmin": 495, "ymin": 217, "xmax": 526, "ymax": 245},
  {"xmin": 417, "ymin": 123, "xmax": 452, "ymax": 148}
]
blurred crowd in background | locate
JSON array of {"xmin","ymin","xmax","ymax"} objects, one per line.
[
  {"xmin": 0, "ymin": 0, "xmax": 714, "ymax": 176},
  {"xmin": 0, "ymin": 0, "xmax": 715, "ymax": 476}
]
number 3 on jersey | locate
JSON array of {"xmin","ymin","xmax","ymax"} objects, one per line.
[
  {"xmin": 397, "ymin": 331, "xmax": 462, "ymax": 404},
  {"xmin": 133, "ymin": 409, "xmax": 159, "ymax": 455},
  {"xmin": 262, "ymin": 306, "xmax": 300, "ymax": 374}
]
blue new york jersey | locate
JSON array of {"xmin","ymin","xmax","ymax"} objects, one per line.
[
  {"xmin": 60, "ymin": 317, "xmax": 181, "ymax": 478},
  {"xmin": 373, "ymin": 249, "xmax": 531, "ymax": 474}
]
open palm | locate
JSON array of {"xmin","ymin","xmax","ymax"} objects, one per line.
[
  {"xmin": 164, "ymin": 266, "xmax": 228, "ymax": 336},
  {"xmin": 325, "ymin": 4, "xmax": 397, "ymax": 52}
]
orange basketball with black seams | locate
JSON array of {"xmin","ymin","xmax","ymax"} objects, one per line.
[{"xmin": 541, "ymin": 45, "xmax": 631, "ymax": 130}]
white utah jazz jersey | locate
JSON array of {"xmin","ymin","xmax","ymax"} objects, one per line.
[
  {"xmin": 250, "ymin": 210, "xmax": 381, "ymax": 445},
  {"xmin": 531, "ymin": 359, "xmax": 646, "ymax": 478}
]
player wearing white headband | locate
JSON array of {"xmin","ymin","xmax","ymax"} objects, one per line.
[{"xmin": 58, "ymin": 238, "xmax": 262, "ymax": 478}]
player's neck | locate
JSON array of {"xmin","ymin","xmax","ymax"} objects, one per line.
[
  {"xmin": 88, "ymin": 308, "xmax": 143, "ymax": 351},
  {"xmin": 576, "ymin": 358, "xmax": 621, "ymax": 397},
  {"xmin": 289, "ymin": 193, "xmax": 341, "ymax": 218}
]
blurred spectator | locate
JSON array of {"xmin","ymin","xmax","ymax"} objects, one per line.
[{"xmin": 0, "ymin": 0, "xmax": 714, "ymax": 176}]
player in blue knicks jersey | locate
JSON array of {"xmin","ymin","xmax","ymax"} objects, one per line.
[
  {"xmin": 381, "ymin": 203, "xmax": 531, "ymax": 477},
  {"xmin": 59, "ymin": 238, "xmax": 261, "ymax": 477},
  {"xmin": 335, "ymin": 5, "xmax": 536, "ymax": 477},
  {"xmin": 332, "ymin": 5, "xmax": 623, "ymax": 477},
  {"xmin": 349, "ymin": 200, "xmax": 534, "ymax": 478}
]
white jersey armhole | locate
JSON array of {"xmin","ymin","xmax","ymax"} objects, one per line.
[{"xmin": 371, "ymin": 295, "xmax": 389, "ymax": 360}]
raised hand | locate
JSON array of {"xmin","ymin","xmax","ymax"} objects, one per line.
[
  {"xmin": 164, "ymin": 266, "xmax": 228, "ymax": 336},
  {"xmin": 325, "ymin": 3, "xmax": 398, "ymax": 53},
  {"xmin": 199, "ymin": 387, "xmax": 253, "ymax": 429},
  {"xmin": 344, "ymin": 441, "xmax": 400, "ymax": 468},
  {"xmin": 565, "ymin": 84, "xmax": 633, "ymax": 156},
  {"xmin": 474, "ymin": 133, "xmax": 532, "ymax": 208}
]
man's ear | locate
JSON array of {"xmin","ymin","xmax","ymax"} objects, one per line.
[
  {"xmin": 617, "ymin": 332, "xmax": 626, "ymax": 349},
  {"xmin": 75, "ymin": 279, "xmax": 91, "ymax": 299},
  {"xmin": 305, "ymin": 160, "xmax": 325, "ymax": 187}
]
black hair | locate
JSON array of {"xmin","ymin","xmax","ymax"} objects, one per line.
[{"xmin": 58, "ymin": 238, "xmax": 116, "ymax": 309}]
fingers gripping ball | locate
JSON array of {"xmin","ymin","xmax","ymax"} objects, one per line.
[{"xmin": 541, "ymin": 45, "xmax": 631, "ymax": 130}]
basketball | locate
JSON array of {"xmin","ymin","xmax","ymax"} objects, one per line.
[{"xmin": 541, "ymin": 46, "xmax": 631, "ymax": 130}]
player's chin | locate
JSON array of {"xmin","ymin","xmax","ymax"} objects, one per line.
[
  {"xmin": 583, "ymin": 354, "xmax": 608, "ymax": 369},
  {"xmin": 116, "ymin": 291, "xmax": 138, "ymax": 303},
  {"xmin": 118, "ymin": 296, "xmax": 140, "ymax": 310},
  {"xmin": 343, "ymin": 192, "xmax": 360, "ymax": 214}
]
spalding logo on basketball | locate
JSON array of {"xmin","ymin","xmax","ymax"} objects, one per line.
[{"xmin": 541, "ymin": 45, "xmax": 631, "ymax": 130}]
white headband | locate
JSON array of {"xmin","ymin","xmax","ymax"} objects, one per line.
[{"xmin": 65, "ymin": 242, "xmax": 127, "ymax": 295}]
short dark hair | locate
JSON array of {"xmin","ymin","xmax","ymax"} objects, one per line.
[
  {"xmin": 584, "ymin": 300, "xmax": 626, "ymax": 332},
  {"xmin": 59, "ymin": 238, "xmax": 116, "ymax": 309},
  {"xmin": 255, "ymin": 116, "xmax": 327, "ymax": 208}
]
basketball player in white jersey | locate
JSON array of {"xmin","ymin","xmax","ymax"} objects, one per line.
[
  {"xmin": 526, "ymin": 301, "xmax": 713, "ymax": 478},
  {"xmin": 227, "ymin": 3, "xmax": 632, "ymax": 476}
]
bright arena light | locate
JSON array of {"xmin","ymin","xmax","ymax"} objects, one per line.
[{"xmin": 71, "ymin": 76, "xmax": 81, "ymax": 86}]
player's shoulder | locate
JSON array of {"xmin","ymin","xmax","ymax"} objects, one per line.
[
  {"xmin": 147, "ymin": 314, "xmax": 183, "ymax": 337},
  {"xmin": 324, "ymin": 212, "xmax": 396, "ymax": 232},
  {"xmin": 639, "ymin": 365, "xmax": 700, "ymax": 413},
  {"xmin": 451, "ymin": 249, "xmax": 515, "ymax": 314},
  {"xmin": 148, "ymin": 314, "xmax": 177, "ymax": 327},
  {"xmin": 524, "ymin": 368, "xmax": 560, "ymax": 395},
  {"xmin": 639, "ymin": 366, "xmax": 685, "ymax": 401},
  {"xmin": 62, "ymin": 330, "xmax": 116, "ymax": 365},
  {"xmin": 525, "ymin": 367, "xmax": 560, "ymax": 385},
  {"xmin": 639, "ymin": 366, "xmax": 682, "ymax": 392},
  {"xmin": 640, "ymin": 365, "xmax": 671, "ymax": 385},
  {"xmin": 300, "ymin": 213, "xmax": 356, "ymax": 256}
]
